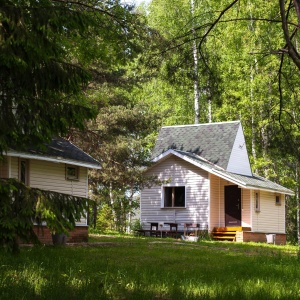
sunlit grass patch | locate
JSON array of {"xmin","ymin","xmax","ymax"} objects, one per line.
[{"xmin": 1, "ymin": 236, "xmax": 300, "ymax": 299}]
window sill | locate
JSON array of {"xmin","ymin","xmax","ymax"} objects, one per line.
[{"xmin": 161, "ymin": 207, "xmax": 186, "ymax": 209}]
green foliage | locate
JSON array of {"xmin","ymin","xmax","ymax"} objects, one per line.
[
  {"xmin": 35, "ymin": 189, "xmax": 89, "ymax": 236},
  {"xmin": 0, "ymin": 0, "xmax": 140, "ymax": 154},
  {"xmin": 0, "ymin": 0, "xmax": 98, "ymax": 153},
  {"xmin": 96, "ymin": 204, "xmax": 114, "ymax": 233},
  {"xmin": 130, "ymin": 219, "xmax": 142, "ymax": 233},
  {"xmin": 0, "ymin": 178, "xmax": 89, "ymax": 253},
  {"xmin": 0, "ymin": 179, "xmax": 38, "ymax": 253},
  {"xmin": 143, "ymin": 0, "xmax": 223, "ymax": 124}
]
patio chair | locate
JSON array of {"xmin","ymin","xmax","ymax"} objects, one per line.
[
  {"xmin": 167, "ymin": 223, "xmax": 178, "ymax": 238},
  {"xmin": 150, "ymin": 222, "xmax": 159, "ymax": 237}
]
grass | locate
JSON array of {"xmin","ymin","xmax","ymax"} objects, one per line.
[{"xmin": 1, "ymin": 235, "xmax": 300, "ymax": 299}]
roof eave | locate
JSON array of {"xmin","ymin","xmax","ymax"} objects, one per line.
[
  {"xmin": 211, "ymin": 169, "xmax": 294, "ymax": 195},
  {"xmin": 6, "ymin": 150, "xmax": 101, "ymax": 169},
  {"xmin": 243, "ymin": 185, "xmax": 294, "ymax": 196}
]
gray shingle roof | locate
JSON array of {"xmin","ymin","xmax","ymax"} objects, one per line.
[
  {"xmin": 152, "ymin": 121, "xmax": 240, "ymax": 169},
  {"xmin": 9, "ymin": 137, "xmax": 100, "ymax": 168},
  {"xmin": 30, "ymin": 137, "xmax": 99, "ymax": 166}
]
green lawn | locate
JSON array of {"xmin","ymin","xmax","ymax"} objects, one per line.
[{"xmin": 1, "ymin": 235, "xmax": 300, "ymax": 299}]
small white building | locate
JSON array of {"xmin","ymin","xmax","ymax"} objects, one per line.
[
  {"xmin": 140, "ymin": 121, "xmax": 294, "ymax": 244},
  {"xmin": 0, "ymin": 137, "xmax": 100, "ymax": 243}
]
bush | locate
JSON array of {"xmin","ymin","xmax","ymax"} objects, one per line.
[{"xmin": 96, "ymin": 204, "xmax": 114, "ymax": 233}]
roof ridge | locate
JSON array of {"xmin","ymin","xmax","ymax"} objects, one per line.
[{"xmin": 161, "ymin": 120, "xmax": 240, "ymax": 129}]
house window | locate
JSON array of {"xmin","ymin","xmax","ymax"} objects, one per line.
[
  {"xmin": 19, "ymin": 159, "xmax": 29, "ymax": 185},
  {"xmin": 66, "ymin": 165, "xmax": 79, "ymax": 180},
  {"xmin": 275, "ymin": 194, "xmax": 281, "ymax": 205},
  {"xmin": 163, "ymin": 186, "xmax": 185, "ymax": 208},
  {"xmin": 255, "ymin": 191, "xmax": 260, "ymax": 212}
]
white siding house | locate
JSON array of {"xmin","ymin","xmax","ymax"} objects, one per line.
[{"xmin": 140, "ymin": 121, "xmax": 293, "ymax": 244}]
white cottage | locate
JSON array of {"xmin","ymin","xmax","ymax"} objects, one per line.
[
  {"xmin": 0, "ymin": 137, "xmax": 100, "ymax": 244},
  {"xmin": 140, "ymin": 121, "xmax": 294, "ymax": 244}
]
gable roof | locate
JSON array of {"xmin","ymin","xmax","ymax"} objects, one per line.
[
  {"xmin": 152, "ymin": 149, "xmax": 294, "ymax": 195},
  {"xmin": 153, "ymin": 121, "xmax": 252, "ymax": 176},
  {"xmin": 7, "ymin": 137, "xmax": 100, "ymax": 169}
]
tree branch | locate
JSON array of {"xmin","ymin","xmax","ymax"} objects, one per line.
[
  {"xmin": 279, "ymin": 0, "xmax": 300, "ymax": 70},
  {"xmin": 198, "ymin": 0, "xmax": 239, "ymax": 49},
  {"xmin": 51, "ymin": 0, "xmax": 127, "ymax": 27}
]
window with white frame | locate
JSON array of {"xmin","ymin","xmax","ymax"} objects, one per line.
[
  {"xmin": 66, "ymin": 165, "xmax": 79, "ymax": 180},
  {"xmin": 275, "ymin": 194, "xmax": 281, "ymax": 205},
  {"xmin": 255, "ymin": 191, "xmax": 260, "ymax": 212},
  {"xmin": 162, "ymin": 186, "xmax": 186, "ymax": 208}
]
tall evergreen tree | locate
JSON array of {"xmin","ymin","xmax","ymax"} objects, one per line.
[
  {"xmin": 0, "ymin": 0, "xmax": 146, "ymax": 249},
  {"xmin": 0, "ymin": 0, "xmax": 138, "ymax": 153}
]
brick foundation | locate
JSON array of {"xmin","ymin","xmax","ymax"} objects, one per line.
[
  {"xmin": 235, "ymin": 231, "xmax": 286, "ymax": 245},
  {"xmin": 32, "ymin": 226, "xmax": 88, "ymax": 244}
]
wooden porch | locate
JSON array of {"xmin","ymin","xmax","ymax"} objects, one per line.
[{"xmin": 212, "ymin": 227, "xmax": 251, "ymax": 241}]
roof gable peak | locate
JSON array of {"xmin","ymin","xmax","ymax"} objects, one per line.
[{"xmin": 153, "ymin": 121, "xmax": 242, "ymax": 170}]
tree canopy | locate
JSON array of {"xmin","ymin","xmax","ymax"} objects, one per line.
[{"xmin": 0, "ymin": 0, "xmax": 139, "ymax": 154}]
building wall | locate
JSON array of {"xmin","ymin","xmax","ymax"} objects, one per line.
[
  {"xmin": 141, "ymin": 155, "xmax": 209, "ymax": 231},
  {"xmin": 29, "ymin": 159, "xmax": 88, "ymax": 198},
  {"xmin": 0, "ymin": 157, "xmax": 9, "ymax": 178},
  {"xmin": 241, "ymin": 188, "xmax": 251, "ymax": 228},
  {"xmin": 236, "ymin": 231, "xmax": 286, "ymax": 245},
  {"xmin": 209, "ymin": 174, "xmax": 251, "ymax": 229},
  {"xmin": 227, "ymin": 123, "xmax": 252, "ymax": 176},
  {"xmin": 10, "ymin": 156, "xmax": 88, "ymax": 226},
  {"xmin": 142, "ymin": 158, "xmax": 285, "ymax": 236},
  {"xmin": 209, "ymin": 174, "xmax": 225, "ymax": 229},
  {"xmin": 251, "ymin": 190, "xmax": 285, "ymax": 234},
  {"xmin": 31, "ymin": 226, "xmax": 88, "ymax": 244}
]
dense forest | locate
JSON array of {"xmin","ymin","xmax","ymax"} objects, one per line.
[{"xmin": 1, "ymin": 0, "xmax": 300, "ymax": 245}]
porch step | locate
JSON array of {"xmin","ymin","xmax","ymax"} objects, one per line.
[
  {"xmin": 213, "ymin": 236, "xmax": 236, "ymax": 241},
  {"xmin": 212, "ymin": 227, "xmax": 242, "ymax": 241}
]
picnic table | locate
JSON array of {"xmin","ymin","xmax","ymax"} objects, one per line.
[{"xmin": 136, "ymin": 222, "xmax": 178, "ymax": 238}]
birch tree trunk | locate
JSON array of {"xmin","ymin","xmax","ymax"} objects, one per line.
[
  {"xmin": 191, "ymin": 0, "xmax": 200, "ymax": 124},
  {"xmin": 248, "ymin": 0, "xmax": 257, "ymax": 170},
  {"xmin": 109, "ymin": 181, "xmax": 117, "ymax": 230}
]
